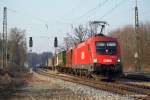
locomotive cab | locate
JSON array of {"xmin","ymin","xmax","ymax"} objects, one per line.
[
  {"xmin": 88, "ymin": 35, "xmax": 123, "ymax": 76},
  {"xmin": 65, "ymin": 35, "xmax": 123, "ymax": 78}
]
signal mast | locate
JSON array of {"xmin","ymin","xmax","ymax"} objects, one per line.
[
  {"xmin": 2, "ymin": 7, "xmax": 7, "ymax": 69},
  {"xmin": 134, "ymin": 0, "xmax": 141, "ymax": 72}
]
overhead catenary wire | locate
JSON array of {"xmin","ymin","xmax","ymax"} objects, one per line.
[
  {"xmin": 6, "ymin": 7, "xmax": 73, "ymax": 39},
  {"xmin": 7, "ymin": 8, "xmax": 71, "ymax": 26},
  {"xmin": 71, "ymin": 0, "xmax": 127, "ymax": 27},
  {"xmin": 3, "ymin": 1, "xmax": 128, "ymax": 32},
  {"xmin": 7, "ymin": 8, "xmax": 48, "ymax": 24},
  {"xmin": 99, "ymin": 0, "xmax": 127, "ymax": 19},
  {"xmin": 74, "ymin": 0, "xmax": 109, "ymax": 21},
  {"xmin": 61, "ymin": 1, "xmax": 83, "ymax": 19},
  {"xmin": 142, "ymin": 9, "xmax": 150, "ymax": 15}
]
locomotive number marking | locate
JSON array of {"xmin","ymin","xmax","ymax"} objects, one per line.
[
  {"xmin": 81, "ymin": 52, "xmax": 85, "ymax": 60},
  {"xmin": 103, "ymin": 59, "xmax": 112, "ymax": 63}
]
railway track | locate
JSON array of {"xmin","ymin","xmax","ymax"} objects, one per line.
[
  {"xmin": 121, "ymin": 73, "xmax": 150, "ymax": 82},
  {"xmin": 37, "ymin": 69, "xmax": 150, "ymax": 100}
]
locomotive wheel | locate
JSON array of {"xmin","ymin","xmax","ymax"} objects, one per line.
[
  {"xmin": 75, "ymin": 69, "xmax": 78, "ymax": 76},
  {"xmin": 64, "ymin": 68, "xmax": 66, "ymax": 73},
  {"xmin": 81, "ymin": 70, "xmax": 84, "ymax": 77},
  {"xmin": 79, "ymin": 70, "xmax": 81, "ymax": 77},
  {"xmin": 86, "ymin": 72, "xmax": 93, "ymax": 79},
  {"xmin": 73, "ymin": 69, "xmax": 76, "ymax": 75},
  {"xmin": 83, "ymin": 70, "xmax": 87, "ymax": 76}
]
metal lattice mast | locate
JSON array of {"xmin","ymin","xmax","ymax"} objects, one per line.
[
  {"xmin": 2, "ymin": 7, "xmax": 7, "ymax": 69},
  {"xmin": 134, "ymin": 0, "xmax": 141, "ymax": 72}
]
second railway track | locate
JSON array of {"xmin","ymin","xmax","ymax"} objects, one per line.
[{"xmin": 37, "ymin": 69, "xmax": 150, "ymax": 100}]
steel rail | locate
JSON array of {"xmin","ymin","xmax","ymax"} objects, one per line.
[{"xmin": 37, "ymin": 69, "xmax": 150, "ymax": 99}]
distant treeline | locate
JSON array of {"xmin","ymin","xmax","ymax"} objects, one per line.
[
  {"xmin": 27, "ymin": 52, "xmax": 53, "ymax": 68},
  {"xmin": 0, "ymin": 27, "xmax": 27, "ymax": 73},
  {"xmin": 109, "ymin": 22, "xmax": 150, "ymax": 72}
]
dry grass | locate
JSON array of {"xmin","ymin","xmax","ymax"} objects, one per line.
[
  {"xmin": 123, "ymin": 63, "xmax": 150, "ymax": 73},
  {"xmin": 0, "ymin": 73, "xmax": 105, "ymax": 100},
  {"xmin": 0, "ymin": 70, "xmax": 32, "ymax": 94}
]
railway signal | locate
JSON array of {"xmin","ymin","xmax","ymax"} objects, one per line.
[
  {"xmin": 54, "ymin": 37, "xmax": 58, "ymax": 47},
  {"xmin": 29, "ymin": 37, "xmax": 33, "ymax": 47},
  {"xmin": 29, "ymin": 37, "xmax": 33, "ymax": 52}
]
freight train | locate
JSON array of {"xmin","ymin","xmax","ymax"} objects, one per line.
[{"xmin": 52, "ymin": 34, "xmax": 123, "ymax": 78}]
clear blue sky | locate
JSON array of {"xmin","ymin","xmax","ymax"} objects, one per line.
[{"xmin": 0, "ymin": 0, "xmax": 150, "ymax": 53}]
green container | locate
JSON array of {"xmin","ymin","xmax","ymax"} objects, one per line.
[
  {"xmin": 62, "ymin": 51, "xmax": 66, "ymax": 65},
  {"xmin": 57, "ymin": 50, "xmax": 66, "ymax": 66}
]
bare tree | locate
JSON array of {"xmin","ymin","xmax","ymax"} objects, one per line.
[
  {"xmin": 0, "ymin": 33, "xmax": 2, "ymax": 67},
  {"xmin": 64, "ymin": 21, "xmax": 107, "ymax": 50},
  {"xmin": 64, "ymin": 36, "xmax": 75, "ymax": 49},
  {"xmin": 73, "ymin": 25, "xmax": 87, "ymax": 43},
  {"xmin": 64, "ymin": 24, "xmax": 88, "ymax": 49},
  {"xmin": 109, "ymin": 23, "xmax": 150, "ymax": 72},
  {"xmin": 8, "ymin": 28, "xmax": 27, "ymax": 71},
  {"xmin": 87, "ymin": 23, "xmax": 95, "ymax": 38}
]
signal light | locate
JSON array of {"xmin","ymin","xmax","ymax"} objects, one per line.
[
  {"xmin": 29, "ymin": 37, "xmax": 33, "ymax": 47},
  {"xmin": 54, "ymin": 37, "xmax": 58, "ymax": 47}
]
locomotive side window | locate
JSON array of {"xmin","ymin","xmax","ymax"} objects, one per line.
[
  {"xmin": 96, "ymin": 42, "xmax": 117, "ymax": 55},
  {"xmin": 106, "ymin": 42, "xmax": 117, "ymax": 55},
  {"xmin": 96, "ymin": 42, "xmax": 106, "ymax": 54},
  {"xmin": 107, "ymin": 42, "xmax": 116, "ymax": 46}
]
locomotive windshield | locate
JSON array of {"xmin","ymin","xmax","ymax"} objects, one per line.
[{"xmin": 96, "ymin": 42, "xmax": 117, "ymax": 55}]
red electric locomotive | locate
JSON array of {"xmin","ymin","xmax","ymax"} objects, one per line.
[
  {"xmin": 66, "ymin": 34, "xmax": 122, "ymax": 77},
  {"xmin": 55, "ymin": 21, "xmax": 123, "ymax": 78}
]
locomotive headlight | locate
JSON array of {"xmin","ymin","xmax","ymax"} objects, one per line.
[
  {"xmin": 93, "ymin": 58, "xmax": 97, "ymax": 63},
  {"xmin": 117, "ymin": 58, "xmax": 121, "ymax": 63}
]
